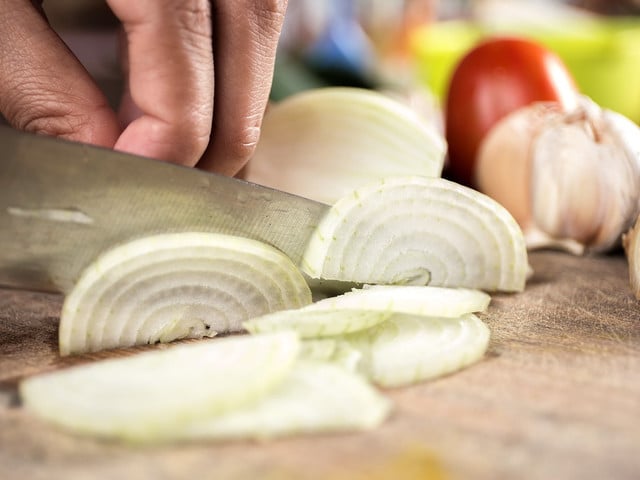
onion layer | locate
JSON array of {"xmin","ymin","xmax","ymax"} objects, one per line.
[
  {"xmin": 59, "ymin": 233, "xmax": 312, "ymax": 355},
  {"xmin": 301, "ymin": 176, "xmax": 528, "ymax": 292},
  {"xmin": 248, "ymin": 88, "xmax": 446, "ymax": 205},
  {"xmin": 244, "ymin": 308, "xmax": 392, "ymax": 339},
  {"xmin": 341, "ymin": 314, "xmax": 490, "ymax": 388},
  {"xmin": 176, "ymin": 361, "xmax": 391, "ymax": 441},
  {"xmin": 309, "ymin": 285, "xmax": 491, "ymax": 317},
  {"xmin": 21, "ymin": 332, "xmax": 301, "ymax": 442},
  {"xmin": 245, "ymin": 285, "xmax": 489, "ymax": 337}
]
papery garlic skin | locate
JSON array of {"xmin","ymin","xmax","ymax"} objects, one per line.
[{"xmin": 476, "ymin": 96, "xmax": 640, "ymax": 253}]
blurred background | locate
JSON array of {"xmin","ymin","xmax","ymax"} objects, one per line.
[
  {"xmin": 270, "ymin": 0, "xmax": 640, "ymax": 123},
  {"xmin": 30, "ymin": 0, "xmax": 640, "ymax": 125}
]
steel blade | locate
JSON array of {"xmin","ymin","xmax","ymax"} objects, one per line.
[{"xmin": 0, "ymin": 127, "xmax": 329, "ymax": 292}]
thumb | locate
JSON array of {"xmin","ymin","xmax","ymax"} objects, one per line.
[{"xmin": 0, "ymin": 1, "xmax": 119, "ymax": 147}]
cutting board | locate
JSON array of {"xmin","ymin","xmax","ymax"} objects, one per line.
[{"xmin": 1, "ymin": 250, "xmax": 639, "ymax": 480}]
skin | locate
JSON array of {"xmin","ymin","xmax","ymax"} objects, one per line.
[{"xmin": 0, "ymin": 0, "xmax": 288, "ymax": 176}]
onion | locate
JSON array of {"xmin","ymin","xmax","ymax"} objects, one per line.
[
  {"xmin": 247, "ymin": 88, "xmax": 446, "ymax": 205},
  {"xmin": 59, "ymin": 233, "xmax": 312, "ymax": 355},
  {"xmin": 341, "ymin": 314, "xmax": 490, "ymax": 388},
  {"xmin": 175, "ymin": 361, "xmax": 391, "ymax": 441},
  {"xmin": 301, "ymin": 176, "xmax": 528, "ymax": 292},
  {"xmin": 20, "ymin": 332, "xmax": 301, "ymax": 442}
]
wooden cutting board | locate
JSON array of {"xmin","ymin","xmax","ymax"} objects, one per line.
[{"xmin": 1, "ymin": 250, "xmax": 639, "ymax": 480}]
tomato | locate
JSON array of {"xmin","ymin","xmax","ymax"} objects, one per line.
[{"xmin": 444, "ymin": 36, "xmax": 578, "ymax": 187}]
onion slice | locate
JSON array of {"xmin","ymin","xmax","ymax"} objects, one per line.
[
  {"xmin": 176, "ymin": 361, "xmax": 390, "ymax": 441},
  {"xmin": 301, "ymin": 176, "xmax": 528, "ymax": 292},
  {"xmin": 59, "ymin": 233, "xmax": 312, "ymax": 355},
  {"xmin": 20, "ymin": 332, "xmax": 301, "ymax": 442},
  {"xmin": 341, "ymin": 314, "xmax": 490, "ymax": 388},
  {"xmin": 244, "ymin": 285, "xmax": 488, "ymax": 337},
  {"xmin": 248, "ymin": 88, "xmax": 446, "ymax": 205},
  {"xmin": 309, "ymin": 285, "xmax": 491, "ymax": 317},
  {"xmin": 244, "ymin": 309, "xmax": 392, "ymax": 338}
]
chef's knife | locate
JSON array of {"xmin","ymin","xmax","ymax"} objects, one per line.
[{"xmin": 0, "ymin": 126, "xmax": 330, "ymax": 293}]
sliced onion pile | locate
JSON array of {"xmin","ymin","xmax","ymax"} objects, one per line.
[
  {"xmin": 59, "ymin": 232, "xmax": 312, "ymax": 355},
  {"xmin": 248, "ymin": 88, "xmax": 446, "ymax": 205},
  {"xmin": 21, "ymin": 332, "xmax": 301, "ymax": 442},
  {"xmin": 301, "ymin": 176, "xmax": 529, "ymax": 292},
  {"xmin": 245, "ymin": 284, "xmax": 491, "ymax": 389}
]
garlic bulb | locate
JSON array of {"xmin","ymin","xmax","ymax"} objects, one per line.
[{"xmin": 476, "ymin": 96, "xmax": 640, "ymax": 254}]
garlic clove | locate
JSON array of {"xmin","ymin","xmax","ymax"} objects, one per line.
[
  {"xmin": 623, "ymin": 215, "xmax": 640, "ymax": 299},
  {"xmin": 475, "ymin": 102, "xmax": 565, "ymax": 231},
  {"xmin": 476, "ymin": 96, "xmax": 640, "ymax": 254}
]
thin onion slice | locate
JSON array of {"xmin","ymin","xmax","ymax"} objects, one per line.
[
  {"xmin": 309, "ymin": 285, "xmax": 491, "ymax": 317},
  {"xmin": 244, "ymin": 285, "xmax": 488, "ymax": 337},
  {"xmin": 301, "ymin": 176, "xmax": 528, "ymax": 292},
  {"xmin": 248, "ymin": 88, "xmax": 446, "ymax": 205},
  {"xmin": 176, "ymin": 361, "xmax": 391, "ymax": 441},
  {"xmin": 20, "ymin": 332, "xmax": 301, "ymax": 442},
  {"xmin": 59, "ymin": 233, "xmax": 311, "ymax": 355},
  {"xmin": 341, "ymin": 314, "xmax": 490, "ymax": 388},
  {"xmin": 244, "ymin": 308, "xmax": 392, "ymax": 338}
]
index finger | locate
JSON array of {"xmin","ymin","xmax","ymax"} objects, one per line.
[{"xmin": 107, "ymin": 0, "xmax": 214, "ymax": 166}]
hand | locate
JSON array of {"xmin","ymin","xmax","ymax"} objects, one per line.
[{"xmin": 0, "ymin": 0, "xmax": 287, "ymax": 176}]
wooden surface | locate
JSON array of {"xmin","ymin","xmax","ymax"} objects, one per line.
[{"xmin": 1, "ymin": 251, "xmax": 639, "ymax": 480}]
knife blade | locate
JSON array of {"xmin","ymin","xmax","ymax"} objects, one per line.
[{"xmin": 0, "ymin": 126, "xmax": 330, "ymax": 293}]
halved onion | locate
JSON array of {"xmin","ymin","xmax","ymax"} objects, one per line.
[
  {"xmin": 176, "ymin": 361, "xmax": 390, "ymax": 441},
  {"xmin": 301, "ymin": 176, "xmax": 528, "ymax": 292},
  {"xmin": 248, "ymin": 88, "xmax": 446, "ymax": 205},
  {"xmin": 341, "ymin": 314, "xmax": 490, "ymax": 388},
  {"xmin": 20, "ymin": 332, "xmax": 300, "ymax": 442},
  {"xmin": 59, "ymin": 233, "xmax": 312, "ymax": 355}
]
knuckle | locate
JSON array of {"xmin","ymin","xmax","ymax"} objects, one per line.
[
  {"xmin": 8, "ymin": 88, "xmax": 83, "ymax": 139},
  {"xmin": 224, "ymin": 125, "xmax": 262, "ymax": 164},
  {"xmin": 172, "ymin": 0, "xmax": 211, "ymax": 40},
  {"xmin": 173, "ymin": 113, "xmax": 212, "ymax": 161},
  {"xmin": 249, "ymin": 0, "xmax": 287, "ymax": 33}
]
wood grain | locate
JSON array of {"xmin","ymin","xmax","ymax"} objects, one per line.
[{"xmin": 1, "ymin": 251, "xmax": 639, "ymax": 480}]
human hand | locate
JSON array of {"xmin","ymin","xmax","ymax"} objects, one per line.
[{"xmin": 0, "ymin": 0, "xmax": 287, "ymax": 176}]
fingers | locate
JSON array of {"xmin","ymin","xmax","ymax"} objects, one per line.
[
  {"xmin": 197, "ymin": 0, "xmax": 288, "ymax": 175},
  {"xmin": 0, "ymin": 0, "xmax": 120, "ymax": 147},
  {"xmin": 107, "ymin": 0, "xmax": 214, "ymax": 166}
]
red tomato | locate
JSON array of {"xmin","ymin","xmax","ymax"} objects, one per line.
[{"xmin": 444, "ymin": 36, "xmax": 578, "ymax": 187}]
